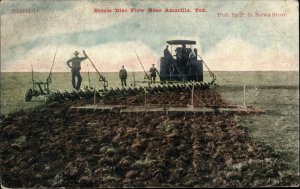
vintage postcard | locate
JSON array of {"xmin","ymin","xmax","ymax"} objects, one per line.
[{"xmin": 0, "ymin": 0, "xmax": 299, "ymax": 187}]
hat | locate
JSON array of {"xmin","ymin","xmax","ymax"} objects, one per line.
[{"xmin": 74, "ymin": 51, "xmax": 79, "ymax": 55}]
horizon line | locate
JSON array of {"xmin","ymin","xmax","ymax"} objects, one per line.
[{"xmin": 1, "ymin": 70, "xmax": 299, "ymax": 73}]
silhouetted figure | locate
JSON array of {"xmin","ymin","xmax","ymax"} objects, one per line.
[
  {"xmin": 189, "ymin": 49, "xmax": 196, "ymax": 60},
  {"xmin": 119, "ymin": 65, "xmax": 127, "ymax": 87},
  {"xmin": 182, "ymin": 44, "xmax": 188, "ymax": 62},
  {"xmin": 164, "ymin": 45, "xmax": 172, "ymax": 60},
  {"xmin": 182, "ymin": 44, "xmax": 187, "ymax": 52},
  {"xmin": 149, "ymin": 64, "xmax": 159, "ymax": 83},
  {"xmin": 67, "ymin": 50, "xmax": 87, "ymax": 90},
  {"xmin": 193, "ymin": 48, "xmax": 198, "ymax": 58}
]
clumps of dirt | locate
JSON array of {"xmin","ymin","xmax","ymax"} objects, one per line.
[{"xmin": 0, "ymin": 90, "xmax": 298, "ymax": 187}]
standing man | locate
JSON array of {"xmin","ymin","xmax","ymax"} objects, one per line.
[
  {"xmin": 149, "ymin": 64, "xmax": 159, "ymax": 84},
  {"xmin": 164, "ymin": 45, "xmax": 172, "ymax": 59},
  {"xmin": 119, "ymin": 65, "xmax": 127, "ymax": 87},
  {"xmin": 189, "ymin": 48, "xmax": 196, "ymax": 60},
  {"xmin": 67, "ymin": 50, "xmax": 88, "ymax": 90}
]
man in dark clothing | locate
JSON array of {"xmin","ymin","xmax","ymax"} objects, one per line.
[
  {"xmin": 181, "ymin": 44, "xmax": 188, "ymax": 62},
  {"xmin": 164, "ymin": 45, "xmax": 172, "ymax": 60},
  {"xmin": 67, "ymin": 50, "xmax": 88, "ymax": 90},
  {"xmin": 149, "ymin": 64, "xmax": 159, "ymax": 84},
  {"xmin": 189, "ymin": 48, "xmax": 196, "ymax": 60},
  {"xmin": 119, "ymin": 65, "xmax": 127, "ymax": 87}
]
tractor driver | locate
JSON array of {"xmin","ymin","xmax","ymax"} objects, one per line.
[
  {"xmin": 164, "ymin": 45, "xmax": 174, "ymax": 65},
  {"xmin": 182, "ymin": 44, "xmax": 189, "ymax": 61},
  {"xmin": 67, "ymin": 50, "xmax": 88, "ymax": 90},
  {"xmin": 164, "ymin": 45, "xmax": 172, "ymax": 60},
  {"xmin": 189, "ymin": 49, "xmax": 196, "ymax": 60}
]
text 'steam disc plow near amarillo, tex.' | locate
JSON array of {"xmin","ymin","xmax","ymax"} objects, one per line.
[{"xmin": 0, "ymin": 39, "xmax": 299, "ymax": 188}]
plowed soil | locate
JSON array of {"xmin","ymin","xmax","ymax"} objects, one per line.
[{"xmin": 0, "ymin": 90, "xmax": 298, "ymax": 187}]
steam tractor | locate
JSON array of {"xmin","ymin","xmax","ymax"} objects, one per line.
[{"xmin": 160, "ymin": 40, "xmax": 203, "ymax": 82}]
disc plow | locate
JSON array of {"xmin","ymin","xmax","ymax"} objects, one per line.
[{"xmin": 47, "ymin": 81, "xmax": 210, "ymax": 102}]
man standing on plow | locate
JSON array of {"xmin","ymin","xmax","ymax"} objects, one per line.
[
  {"xmin": 67, "ymin": 50, "xmax": 88, "ymax": 90},
  {"xmin": 119, "ymin": 65, "xmax": 128, "ymax": 87},
  {"xmin": 149, "ymin": 64, "xmax": 159, "ymax": 84}
]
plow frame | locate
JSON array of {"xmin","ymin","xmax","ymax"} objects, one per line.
[{"xmin": 25, "ymin": 80, "xmax": 51, "ymax": 101}]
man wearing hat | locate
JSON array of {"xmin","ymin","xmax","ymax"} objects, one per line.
[
  {"xmin": 66, "ymin": 50, "xmax": 88, "ymax": 90},
  {"xmin": 119, "ymin": 65, "xmax": 127, "ymax": 87},
  {"xmin": 149, "ymin": 64, "xmax": 159, "ymax": 84}
]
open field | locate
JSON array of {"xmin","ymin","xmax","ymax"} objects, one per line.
[
  {"xmin": 215, "ymin": 72, "xmax": 299, "ymax": 174},
  {"xmin": 0, "ymin": 71, "xmax": 299, "ymax": 186}
]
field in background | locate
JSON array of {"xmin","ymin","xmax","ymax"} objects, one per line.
[
  {"xmin": 215, "ymin": 72, "xmax": 299, "ymax": 174},
  {"xmin": 0, "ymin": 71, "xmax": 299, "ymax": 174}
]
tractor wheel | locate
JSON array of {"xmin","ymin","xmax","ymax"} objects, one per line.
[{"xmin": 25, "ymin": 88, "xmax": 33, "ymax": 102}]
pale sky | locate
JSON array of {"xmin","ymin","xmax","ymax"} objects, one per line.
[{"xmin": 0, "ymin": 0, "xmax": 299, "ymax": 72}]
